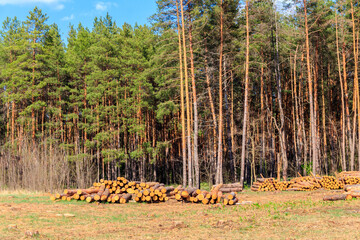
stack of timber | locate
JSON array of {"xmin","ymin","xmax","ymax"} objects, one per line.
[
  {"xmin": 51, "ymin": 179, "xmax": 243, "ymax": 206},
  {"xmin": 251, "ymin": 176, "xmax": 322, "ymax": 192},
  {"xmin": 222, "ymin": 192, "xmax": 239, "ymax": 205},
  {"xmin": 251, "ymin": 178, "xmax": 279, "ymax": 192},
  {"xmin": 250, "ymin": 173, "xmax": 360, "ymax": 192},
  {"xmin": 50, "ymin": 177, "xmax": 170, "ymax": 204},
  {"xmin": 337, "ymin": 171, "xmax": 360, "ymax": 185},
  {"xmin": 211, "ymin": 183, "xmax": 243, "ymax": 193},
  {"xmin": 323, "ymin": 184, "xmax": 360, "ymax": 201},
  {"xmin": 320, "ymin": 176, "xmax": 344, "ymax": 190},
  {"xmin": 134, "ymin": 184, "xmax": 173, "ymax": 203},
  {"xmin": 286, "ymin": 176, "xmax": 322, "ymax": 191},
  {"xmin": 175, "ymin": 184, "xmax": 240, "ymax": 205}
]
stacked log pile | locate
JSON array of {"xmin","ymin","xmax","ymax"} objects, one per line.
[
  {"xmin": 51, "ymin": 178, "xmax": 242, "ymax": 205},
  {"xmin": 51, "ymin": 177, "xmax": 168, "ymax": 204},
  {"xmin": 251, "ymin": 172, "xmax": 360, "ymax": 192},
  {"xmin": 134, "ymin": 185, "xmax": 174, "ymax": 203},
  {"xmin": 251, "ymin": 178, "xmax": 284, "ymax": 192},
  {"xmin": 175, "ymin": 184, "xmax": 241, "ymax": 205},
  {"xmin": 212, "ymin": 183, "xmax": 243, "ymax": 193},
  {"xmin": 320, "ymin": 176, "xmax": 343, "ymax": 190},
  {"xmin": 286, "ymin": 176, "xmax": 322, "ymax": 191},
  {"xmin": 323, "ymin": 184, "xmax": 360, "ymax": 201},
  {"xmin": 338, "ymin": 171, "xmax": 360, "ymax": 185}
]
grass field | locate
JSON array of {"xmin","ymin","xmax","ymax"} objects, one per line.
[{"xmin": 0, "ymin": 190, "xmax": 360, "ymax": 239}]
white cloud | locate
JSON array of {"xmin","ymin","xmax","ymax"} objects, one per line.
[
  {"xmin": 55, "ymin": 3, "xmax": 64, "ymax": 10},
  {"xmin": 96, "ymin": 2, "xmax": 107, "ymax": 11},
  {"xmin": 95, "ymin": 1, "xmax": 117, "ymax": 11},
  {"xmin": 61, "ymin": 14, "xmax": 74, "ymax": 21}
]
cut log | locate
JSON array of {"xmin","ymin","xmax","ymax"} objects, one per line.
[
  {"xmin": 164, "ymin": 186, "xmax": 175, "ymax": 193},
  {"xmin": 120, "ymin": 193, "xmax": 132, "ymax": 204},
  {"xmin": 86, "ymin": 194, "xmax": 96, "ymax": 203},
  {"xmin": 80, "ymin": 194, "xmax": 89, "ymax": 201},
  {"xmin": 344, "ymin": 184, "xmax": 360, "ymax": 192},
  {"xmin": 181, "ymin": 187, "xmax": 197, "ymax": 198},
  {"xmin": 228, "ymin": 198, "xmax": 238, "ymax": 205},
  {"xmin": 77, "ymin": 188, "xmax": 99, "ymax": 195},
  {"xmin": 101, "ymin": 188, "xmax": 110, "ymax": 201},
  {"xmin": 211, "ymin": 184, "xmax": 223, "ymax": 196},
  {"xmin": 218, "ymin": 187, "xmax": 243, "ymax": 193},
  {"xmin": 226, "ymin": 192, "xmax": 237, "ymax": 200},
  {"xmin": 63, "ymin": 189, "xmax": 77, "ymax": 195},
  {"xmin": 323, "ymin": 194, "xmax": 349, "ymax": 201}
]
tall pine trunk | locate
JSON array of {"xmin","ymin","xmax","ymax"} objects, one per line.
[
  {"xmin": 351, "ymin": 1, "xmax": 360, "ymax": 171},
  {"xmin": 188, "ymin": 15, "xmax": 199, "ymax": 189},
  {"xmin": 180, "ymin": 0, "xmax": 193, "ymax": 187},
  {"xmin": 216, "ymin": 0, "xmax": 224, "ymax": 185},
  {"xmin": 274, "ymin": 6, "xmax": 287, "ymax": 180},
  {"xmin": 175, "ymin": 0, "xmax": 187, "ymax": 187},
  {"xmin": 240, "ymin": 0, "xmax": 250, "ymax": 187},
  {"xmin": 335, "ymin": 12, "xmax": 346, "ymax": 171},
  {"xmin": 304, "ymin": 0, "xmax": 318, "ymax": 174}
]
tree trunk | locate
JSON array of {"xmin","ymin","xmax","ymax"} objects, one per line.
[
  {"xmin": 179, "ymin": 0, "xmax": 192, "ymax": 187},
  {"xmin": 175, "ymin": 0, "xmax": 187, "ymax": 187},
  {"xmin": 223, "ymin": 57, "xmax": 234, "ymax": 182},
  {"xmin": 351, "ymin": 1, "xmax": 360, "ymax": 171},
  {"xmin": 188, "ymin": 18, "xmax": 199, "ymax": 189},
  {"xmin": 274, "ymin": 7, "xmax": 287, "ymax": 180},
  {"xmin": 304, "ymin": 0, "xmax": 319, "ymax": 174},
  {"xmin": 204, "ymin": 43, "xmax": 217, "ymax": 184},
  {"xmin": 335, "ymin": 12, "xmax": 347, "ymax": 172},
  {"xmin": 216, "ymin": 0, "xmax": 224, "ymax": 185},
  {"xmin": 240, "ymin": 0, "xmax": 250, "ymax": 187}
]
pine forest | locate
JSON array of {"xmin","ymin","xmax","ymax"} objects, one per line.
[{"xmin": 1, "ymin": 0, "xmax": 360, "ymax": 191}]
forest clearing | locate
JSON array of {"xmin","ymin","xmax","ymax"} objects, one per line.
[
  {"xmin": 1, "ymin": 0, "xmax": 360, "ymax": 238},
  {"xmin": 1, "ymin": 190, "xmax": 360, "ymax": 239},
  {"xmin": 0, "ymin": 172, "xmax": 357, "ymax": 239}
]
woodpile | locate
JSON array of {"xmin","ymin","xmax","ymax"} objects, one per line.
[
  {"xmin": 251, "ymin": 172, "xmax": 360, "ymax": 192},
  {"xmin": 51, "ymin": 178, "xmax": 242, "ymax": 206},
  {"xmin": 286, "ymin": 176, "xmax": 322, "ymax": 191},
  {"xmin": 251, "ymin": 178, "xmax": 281, "ymax": 192},
  {"xmin": 51, "ymin": 177, "xmax": 170, "ymax": 204},
  {"xmin": 337, "ymin": 171, "xmax": 360, "ymax": 185},
  {"xmin": 175, "ymin": 184, "xmax": 240, "ymax": 205},
  {"xmin": 211, "ymin": 183, "xmax": 243, "ymax": 193},
  {"xmin": 134, "ymin": 185, "xmax": 173, "ymax": 203},
  {"xmin": 320, "ymin": 176, "xmax": 343, "ymax": 190},
  {"xmin": 323, "ymin": 183, "xmax": 360, "ymax": 201}
]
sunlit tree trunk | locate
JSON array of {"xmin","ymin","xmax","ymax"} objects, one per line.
[
  {"xmin": 304, "ymin": 0, "xmax": 318, "ymax": 174},
  {"xmin": 175, "ymin": 0, "xmax": 187, "ymax": 187},
  {"xmin": 240, "ymin": 0, "xmax": 250, "ymax": 187},
  {"xmin": 188, "ymin": 13, "xmax": 199, "ymax": 188},
  {"xmin": 180, "ymin": 0, "xmax": 192, "ymax": 187},
  {"xmin": 216, "ymin": 0, "xmax": 224, "ymax": 185}
]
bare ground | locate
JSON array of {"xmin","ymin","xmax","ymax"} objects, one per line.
[{"xmin": 0, "ymin": 189, "xmax": 360, "ymax": 239}]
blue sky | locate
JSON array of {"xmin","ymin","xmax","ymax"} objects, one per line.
[{"xmin": 0, "ymin": 0, "xmax": 157, "ymax": 40}]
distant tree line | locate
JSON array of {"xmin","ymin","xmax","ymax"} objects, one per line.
[{"xmin": 0, "ymin": 0, "xmax": 359, "ymax": 191}]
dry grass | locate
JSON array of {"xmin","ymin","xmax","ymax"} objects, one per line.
[{"xmin": 0, "ymin": 190, "xmax": 360, "ymax": 239}]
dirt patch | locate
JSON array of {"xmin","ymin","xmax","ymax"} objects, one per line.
[{"xmin": 0, "ymin": 190, "xmax": 359, "ymax": 239}]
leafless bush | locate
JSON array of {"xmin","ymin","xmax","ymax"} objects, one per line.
[{"xmin": 0, "ymin": 138, "xmax": 96, "ymax": 192}]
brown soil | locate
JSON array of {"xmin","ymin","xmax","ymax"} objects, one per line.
[{"xmin": 0, "ymin": 190, "xmax": 359, "ymax": 239}]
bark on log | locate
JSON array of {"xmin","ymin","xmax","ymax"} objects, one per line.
[
  {"xmin": 120, "ymin": 193, "xmax": 132, "ymax": 203},
  {"xmin": 77, "ymin": 188, "xmax": 99, "ymax": 195},
  {"xmin": 63, "ymin": 189, "xmax": 77, "ymax": 195},
  {"xmin": 100, "ymin": 188, "xmax": 110, "ymax": 201},
  {"xmin": 323, "ymin": 194, "xmax": 349, "ymax": 201},
  {"xmin": 344, "ymin": 184, "xmax": 360, "ymax": 192},
  {"xmin": 218, "ymin": 187, "xmax": 243, "ymax": 193}
]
